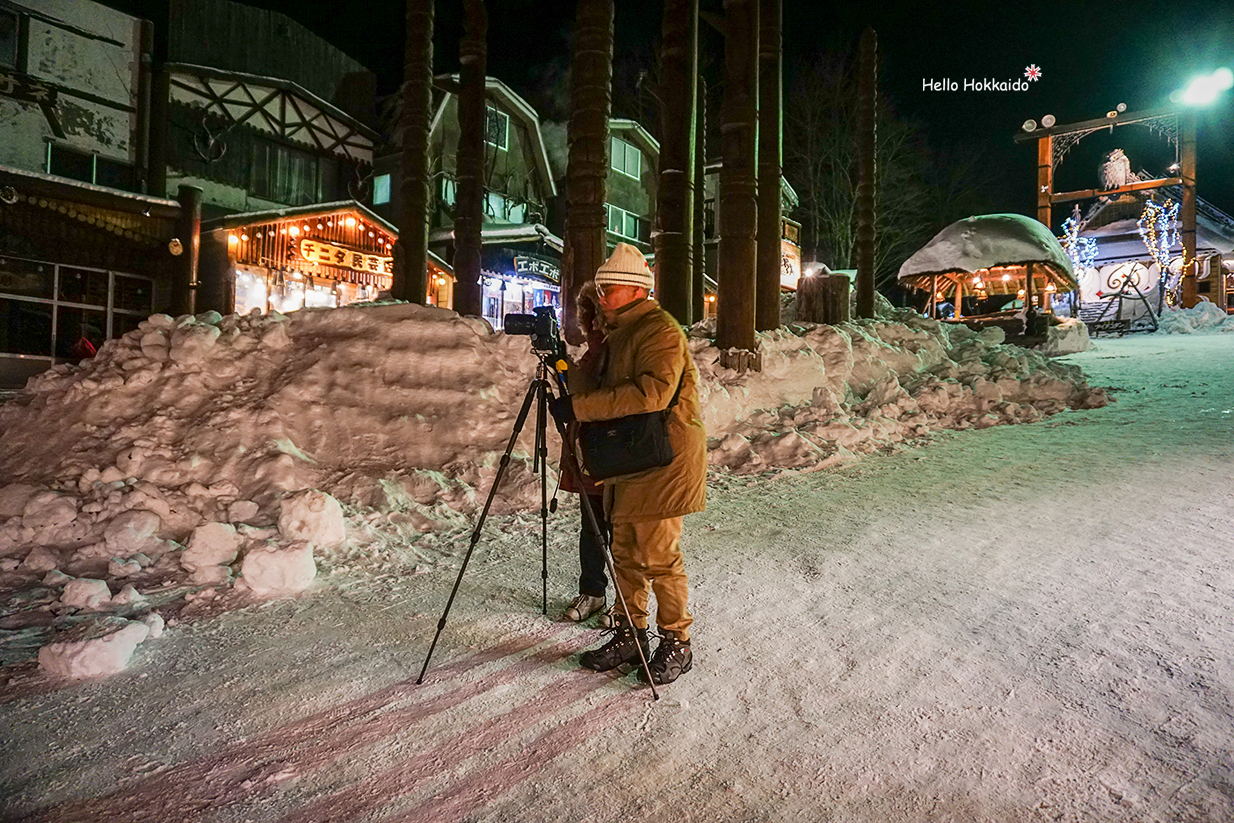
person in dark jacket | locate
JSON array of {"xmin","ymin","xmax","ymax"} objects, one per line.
[{"xmin": 560, "ymin": 282, "xmax": 610, "ymax": 623}]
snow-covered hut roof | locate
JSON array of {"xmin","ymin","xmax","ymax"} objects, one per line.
[{"xmin": 898, "ymin": 213, "xmax": 1077, "ymax": 294}]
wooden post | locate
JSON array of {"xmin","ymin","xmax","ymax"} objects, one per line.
[
  {"xmin": 854, "ymin": 28, "xmax": 877, "ymax": 319},
  {"xmin": 929, "ymin": 273, "xmax": 937, "ymax": 318},
  {"xmin": 716, "ymin": 0, "xmax": 759, "ymax": 372},
  {"xmin": 1180, "ymin": 111, "xmax": 1198, "ymax": 308},
  {"xmin": 1024, "ymin": 262, "xmax": 1034, "ymax": 318},
  {"xmin": 452, "ymin": 0, "xmax": 487, "ymax": 318},
  {"xmin": 1036, "ymin": 134, "xmax": 1053, "ymax": 229},
  {"xmin": 794, "ymin": 273, "xmax": 849, "ymax": 325},
  {"xmin": 394, "ymin": 0, "xmax": 434, "ymax": 304},
  {"xmin": 954, "ymin": 278, "xmax": 963, "ymax": 319},
  {"xmin": 654, "ymin": 0, "xmax": 698, "ymax": 326},
  {"xmin": 173, "ymin": 184, "xmax": 202, "ymax": 315},
  {"xmin": 692, "ymin": 74, "xmax": 707, "ymax": 323},
  {"xmin": 562, "ymin": 0, "xmax": 614, "ymax": 345},
  {"xmin": 754, "ymin": 0, "xmax": 781, "ymax": 331}
]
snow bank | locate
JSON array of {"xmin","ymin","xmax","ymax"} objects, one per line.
[
  {"xmin": 37, "ymin": 615, "xmax": 159, "ymax": 679},
  {"xmin": 1040, "ymin": 318, "xmax": 1092, "ymax": 356},
  {"xmin": 1159, "ymin": 301, "xmax": 1234, "ymax": 334},
  {"xmin": 0, "ymin": 301, "xmax": 1110, "ymax": 678}
]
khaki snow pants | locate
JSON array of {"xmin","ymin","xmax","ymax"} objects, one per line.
[{"xmin": 609, "ymin": 516, "xmax": 693, "ymax": 641}]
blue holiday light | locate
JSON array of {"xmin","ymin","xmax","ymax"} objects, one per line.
[{"xmin": 1060, "ymin": 216, "xmax": 1098, "ymax": 270}]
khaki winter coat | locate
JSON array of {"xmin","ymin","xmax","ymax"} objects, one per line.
[{"xmin": 570, "ymin": 298, "xmax": 706, "ymax": 523}]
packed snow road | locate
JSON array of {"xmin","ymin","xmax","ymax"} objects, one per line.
[{"xmin": 3, "ymin": 330, "xmax": 1234, "ymax": 822}]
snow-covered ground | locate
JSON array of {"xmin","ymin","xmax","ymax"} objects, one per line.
[{"xmin": 2, "ymin": 304, "xmax": 1233, "ymax": 821}]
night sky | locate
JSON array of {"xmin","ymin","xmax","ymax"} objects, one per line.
[{"xmin": 252, "ymin": 0, "xmax": 1234, "ymax": 224}]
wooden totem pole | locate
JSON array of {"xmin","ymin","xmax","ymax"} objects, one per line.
[
  {"xmin": 716, "ymin": 0, "xmax": 760, "ymax": 371},
  {"xmin": 755, "ymin": 0, "xmax": 781, "ymax": 332},
  {"xmin": 562, "ymin": 0, "xmax": 614, "ymax": 345},
  {"xmin": 395, "ymin": 0, "xmax": 434, "ymax": 304},
  {"xmin": 654, "ymin": 0, "xmax": 699, "ymax": 326},
  {"xmin": 452, "ymin": 0, "xmax": 488, "ymax": 318}
]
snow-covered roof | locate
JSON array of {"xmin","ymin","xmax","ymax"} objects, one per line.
[
  {"xmin": 898, "ymin": 214, "xmax": 1077, "ymax": 292},
  {"xmin": 429, "ymin": 222, "xmax": 564, "ymax": 253},
  {"xmin": 202, "ymin": 200, "xmax": 398, "ymax": 236}
]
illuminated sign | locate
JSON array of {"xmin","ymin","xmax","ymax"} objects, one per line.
[
  {"xmin": 514, "ymin": 256, "xmax": 559, "ymax": 284},
  {"xmin": 299, "ymin": 238, "xmax": 393, "ymax": 275}
]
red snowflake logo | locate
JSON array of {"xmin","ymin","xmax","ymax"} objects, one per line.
[{"xmin": 1024, "ymin": 64, "xmax": 1043, "ymax": 82}]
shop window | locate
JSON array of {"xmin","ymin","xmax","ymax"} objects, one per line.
[
  {"xmin": 0, "ymin": 9, "xmax": 19, "ymax": 70},
  {"xmin": 0, "ymin": 256, "xmax": 54, "ymax": 299},
  {"xmin": 251, "ymin": 140, "xmax": 320, "ymax": 205},
  {"xmin": 440, "ymin": 177, "xmax": 457, "ymax": 206},
  {"xmin": 95, "ymin": 156, "xmax": 135, "ymax": 191},
  {"xmin": 111, "ymin": 313, "xmax": 145, "ymax": 340},
  {"xmin": 611, "ymin": 136, "xmax": 641, "ymax": 179},
  {"xmin": 57, "ymin": 267, "xmax": 109, "ymax": 307},
  {"xmin": 485, "ymin": 106, "xmax": 509, "ymax": 150},
  {"xmin": 113, "ymin": 275, "xmax": 153, "ymax": 313},
  {"xmin": 0, "ymin": 298, "xmax": 53, "ymax": 356},
  {"xmin": 55, "ymin": 306, "xmax": 105, "ymax": 361},
  {"xmin": 373, "ymin": 173, "xmax": 391, "ymax": 205}
]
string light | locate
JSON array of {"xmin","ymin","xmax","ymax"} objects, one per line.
[
  {"xmin": 1060, "ymin": 216, "xmax": 1098, "ymax": 270},
  {"xmin": 1139, "ymin": 198, "xmax": 1181, "ymax": 304}
]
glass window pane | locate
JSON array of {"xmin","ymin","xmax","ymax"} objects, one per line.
[
  {"xmin": 610, "ymin": 136, "xmax": 621, "ymax": 173},
  {"xmin": 95, "ymin": 157, "xmax": 134, "ymax": 191},
  {"xmin": 113, "ymin": 275, "xmax": 153, "ymax": 312},
  {"xmin": 607, "ymin": 205, "xmax": 621, "ymax": 234},
  {"xmin": 624, "ymin": 212, "xmax": 638, "ymax": 239},
  {"xmin": 57, "ymin": 267, "xmax": 108, "ymax": 306},
  {"xmin": 48, "ymin": 145, "xmax": 94, "ymax": 183},
  {"xmin": 0, "ymin": 256, "xmax": 54, "ymax": 299},
  {"xmin": 0, "ymin": 10, "xmax": 18, "ymax": 70},
  {"xmin": 373, "ymin": 173, "xmax": 391, "ymax": 205},
  {"xmin": 55, "ymin": 307, "xmax": 105, "ymax": 361},
  {"xmin": 0, "ymin": 298, "xmax": 53, "ymax": 356}
]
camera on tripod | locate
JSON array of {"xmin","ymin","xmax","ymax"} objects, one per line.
[{"xmin": 505, "ymin": 305, "xmax": 566, "ymax": 359}]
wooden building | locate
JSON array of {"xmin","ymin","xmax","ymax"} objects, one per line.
[{"xmin": 198, "ymin": 201, "xmax": 451, "ymax": 315}]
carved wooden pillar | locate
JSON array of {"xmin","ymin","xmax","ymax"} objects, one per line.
[
  {"xmin": 755, "ymin": 0, "xmax": 781, "ymax": 331},
  {"xmin": 394, "ymin": 0, "xmax": 434, "ymax": 304},
  {"xmin": 854, "ymin": 27, "xmax": 876, "ymax": 319},
  {"xmin": 716, "ymin": 0, "xmax": 759, "ymax": 371},
  {"xmin": 562, "ymin": 0, "xmax": 614, "ymax": 345},
  {"xmin": 654, "ymin": 0, "xmax": 698, "ymax": 326},
  {"xmin": 453, "ymin": 0, "xmax": 487, "ymax": 317}
]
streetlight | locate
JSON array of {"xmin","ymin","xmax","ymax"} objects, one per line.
[{"xmin": 1172, "ymin": 67, "xmax": 1234, "ymax": 106}]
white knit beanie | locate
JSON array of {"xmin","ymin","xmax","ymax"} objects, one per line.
[{"xmin": 594, "ymin": 242, "xmax": 654, "ymax": 291}]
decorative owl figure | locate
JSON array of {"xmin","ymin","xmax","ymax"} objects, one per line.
[{"xmin": 1098, "ymin": 149, "xmax": 1133, "ymax": 190}]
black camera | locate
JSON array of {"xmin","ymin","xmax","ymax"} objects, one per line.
[{"xmin": 504, "ymin": 305, "xmax": 566, "ymax": 358}]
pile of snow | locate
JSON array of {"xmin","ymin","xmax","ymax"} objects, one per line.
[
  {"xmin": 1040, "ymin": 317, "xmax": 1092, "ymax": 356},
  {"xmin": 1159, "ymin": 301, "xmax": 1234, "ymax": 334},
  {"xmin": 0, "ymin": 301, "xmax": 1109, "ymax": 679}
]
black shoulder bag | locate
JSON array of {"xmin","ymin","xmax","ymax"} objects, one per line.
[{"xmin": 577, "ymin": 373, "xmax": 684, "ymax": 481}]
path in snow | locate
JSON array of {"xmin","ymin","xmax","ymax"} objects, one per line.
[{"xmin": 2, "ymin": 332, "xmax": 1233, "ymax": 822}]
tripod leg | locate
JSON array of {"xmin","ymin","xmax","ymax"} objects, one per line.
[
  {"xmin": 548, "ymin": 407, "xmax": 660, "ymax": 700},
  {"xmin": 536, "ymin": 377, "xmax": 549, "ymax": 615},
  {"xmin": 418, "ymin": 376, "xmax": 540, "ymax": 685}
]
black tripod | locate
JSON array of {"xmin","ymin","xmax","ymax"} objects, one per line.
[{"xmin": 417, "ymin": 351, "xmax": 659, "ymax": 699}]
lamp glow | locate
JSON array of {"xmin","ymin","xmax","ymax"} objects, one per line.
[{"xmin": 1180, "ymin": 68, "xmax": 1233, "ymax": 106}]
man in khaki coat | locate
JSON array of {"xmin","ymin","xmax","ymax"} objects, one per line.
[{"xmin": 559, "ymin": 242, "xmax": 706, "ymax": 685}]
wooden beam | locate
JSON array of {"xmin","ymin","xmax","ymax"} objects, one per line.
[
  {"xmin": 1049, "ymin": 177, "xmax": 1183, "ymax": 205},
  {"xmin": 1013, "ymin": 105, "xmax": 1178, "ymax": 143},
  {"xmin": 1036, "ymin": 134, "xmax": 1052, "ymax": 228}
]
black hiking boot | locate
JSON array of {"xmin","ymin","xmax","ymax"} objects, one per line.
[
  {"xmin": 640, "ymin": 634, "xmax": 692, "ymax": 685},
  {"xmin": 579, "ymin": 625, "xmax": 650, "ymax": 672}
]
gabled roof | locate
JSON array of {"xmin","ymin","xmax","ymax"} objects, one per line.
[
  {"xmin": 429, "ymin": 76, "xmax": 557, "ymax": 199},
  {"xmin": 610, "ymin": 119, "xmax": 659, "ymax": 161}
]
